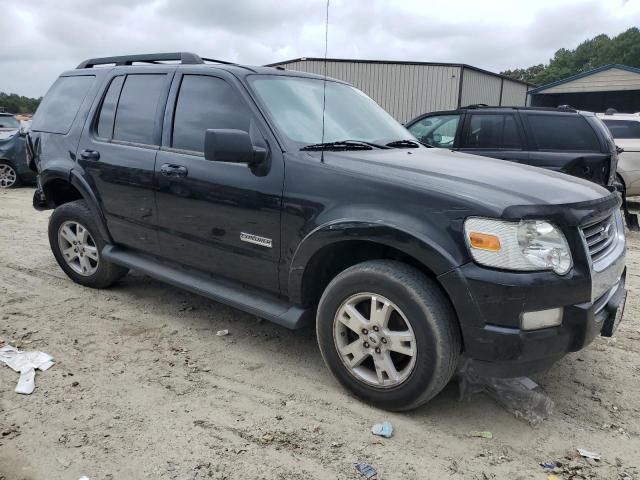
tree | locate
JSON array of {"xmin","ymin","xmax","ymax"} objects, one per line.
[
  {"xmin": 501, "ymin": 27, "xmax": 640, "ymax": 85},
  {"xmin": 0, "ymin": 93, "xmax": 41, "ymax": 114}
]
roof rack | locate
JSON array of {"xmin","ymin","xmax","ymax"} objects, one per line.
[
  {"xmin": 76, "ymin": 52, "xmax": 245, "ymax": 69},
  {"xmin": 465, "ymin": 103, "xmax": 490, "ymax": 109}
]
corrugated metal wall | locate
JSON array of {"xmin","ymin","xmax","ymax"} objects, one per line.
[
  {"xmin": 277, "ymin": 60, "xmax": 460, "ymax": 123},
  {"xmin": 539, "ymin": 67, "xmax": 640, "ymax": 93},
  {"xmin": 500, "ymin": 79, "xmax": 528, "ymax": 106},
  {"xmin": 460, "ymin": 68, "xmax": 502, "ymax": 106}
]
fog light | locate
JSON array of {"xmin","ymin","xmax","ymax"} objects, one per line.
[{"xmin": 521, "ymin": 308, "xmax": 563, "ymax": 330}]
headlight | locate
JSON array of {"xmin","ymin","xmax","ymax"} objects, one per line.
[{"xmin": 464, "ymin": 218, "xmax": 572, "ymax": 275}]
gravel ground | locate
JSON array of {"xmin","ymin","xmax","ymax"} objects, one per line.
[{"xmin": 1, "ymin": 187, "xmax": 639, "ymax": 480}]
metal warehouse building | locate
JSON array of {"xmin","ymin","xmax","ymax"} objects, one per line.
[
  {"xmin": 267, "ymin": 57, "xmax": 533, "ymax": 123},
  {"xmin": 528, "ymin": 64, "xmax": 640, "ymax": 113}
]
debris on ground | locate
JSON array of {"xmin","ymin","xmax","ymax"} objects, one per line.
[
  {"xmin": 216, "ymin": 329, "xmax": 229, "ymax": 337},
  {"xmin": 469, "ymin": 431, "xmax": 493, "ymax": 439},
  {"xmin": 540, "ymin": 461, "xmax": 560, "ymax": 469},
  {"xmin": 577, "ymin": 448, "xmax": 601, "ymax": 461},
  {"xmin": 0, "ymin": 345, "xmax": 55, "ymax": 394},
  {"xmin": 458, "ymin": 360, "xmax": 553, "ymax": 426},
  {"xmin": 371, "ymin": 421, "xmax": 393, "ymax": 438},
  {"xmin": 354, "ymin": 463, "xmax": 377, "ymax": 479}
]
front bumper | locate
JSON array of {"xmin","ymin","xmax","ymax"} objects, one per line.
[{"xmin": 439, "ymin": 250, "xmax": 626, "ymax": 377}]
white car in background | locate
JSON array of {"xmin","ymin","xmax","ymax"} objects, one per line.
[{"xmin": 597, "ymin": 112, "xmax": 640, "ymax": 196}]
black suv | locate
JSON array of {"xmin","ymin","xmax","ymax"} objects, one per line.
[
  {"xmin": 405, "ymin": 106, "xmax": 618, "ymax": 187},
  {"xmin": 28, "ymin": 53, "xmax": 627, "ymax": 411}
]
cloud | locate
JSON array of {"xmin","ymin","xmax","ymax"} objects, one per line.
[{"xmin": 0, "ymin": 0, "xmax": 639, "ymax": 97}]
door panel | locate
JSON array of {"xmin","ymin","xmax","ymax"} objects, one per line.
[
  {"xmin": 77, "ymin": 68, "xmax": 174, "ymax": 254},
  {"xmin": 154, "ymin": 72, "xmax": 283, "ymax": 292}
]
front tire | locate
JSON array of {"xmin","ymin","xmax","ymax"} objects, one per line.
[
  {"xmin": 48, "ymin": 200, "xmax": 129, "ymax": 288},
  {"xmin": 316, "ymin": 260, "xmax": 461, "ymax": 411}
]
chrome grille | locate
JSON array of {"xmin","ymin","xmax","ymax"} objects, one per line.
[{"xmin": 581, "ymin": 214, "xmax": 617, "ymax": 263}]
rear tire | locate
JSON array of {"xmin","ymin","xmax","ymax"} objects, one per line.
[
  {"xmin": 49, "ymin": 200, "xmax": 129, "ymax": 288},
  {"xmin": 316, "ymin": 260, "xmax": 461, "ymax": 411},
  {"xmin": 0, "ymin": 160, "xmax": 21, "ymax": 189}
]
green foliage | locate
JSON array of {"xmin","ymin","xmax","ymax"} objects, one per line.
[
  {"xmin": 0, "ymin": 92, "xmax": 41, "ymax": 114},
  {"xmin": 501, "ymin": 27, "xmax": 640, "ymax": 85}
]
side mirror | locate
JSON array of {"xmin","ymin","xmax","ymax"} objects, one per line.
[
  {"xmin": 204, "ymin": 129, "xmax": 267, "ymax": 165},
  {"xmin": 616, "ymin": 145, "xmax": 624, "ymax": 155},
  {"xmin": 18, "ymin": 123, "xmax": 30, "ymax": 137}
]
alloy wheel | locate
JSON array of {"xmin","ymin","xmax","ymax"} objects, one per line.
[
  {"xmin": 333, "ymin": 292, "xmax": 417, "ymax": 388},
  {"xmin": 57, "ymin": 221, "xmax": 100, "ymax": 276},
  {"xmin": 0, "ymin": 164, "xmax": 17, "ymax": 188}
]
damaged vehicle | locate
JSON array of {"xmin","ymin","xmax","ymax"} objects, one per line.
[
  {"xmin": 0, "ymin": 113, "xmax": 34, "ymax": 188},
  {"xmin": 406, "ymin": 105, "xmax": 619, "ymax": 188},
  {"xmin": 27, "ymin": 53, "xmax": 627, "ymax": 411}
]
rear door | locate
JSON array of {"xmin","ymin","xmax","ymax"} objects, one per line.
[
  {"xmin": 153, "ymin": 70, "xmax": 284, "ymax": 293},
  {"xmin": 77, "ymin": 68, "xmax": 174, "ymax": 253},
  {"xmin": 457, "ymin": 111, "xmax": 529, "ymax": 164},
  {"xmin": 523, "ymin": 112, "xmax": 611, "ymax": 185}
]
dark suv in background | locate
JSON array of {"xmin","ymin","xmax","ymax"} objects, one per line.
[
  {"xmin": 0, "ymin": 112, "xmax": 34, "ymax": 188},
  {"xmin": 406, "ymin": 106, "xmax": 619, "ymax": 188},
  {"xmin": 27, "ymin": 53, "xmax": 626, "ymax": 411}
]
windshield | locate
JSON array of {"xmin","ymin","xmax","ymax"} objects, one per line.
[
  {"xmin": 0, "ymin": 116, "xmax": 19, "ymax": 129},
  {"xmin": 249, "ymin": 75, "xmax": 414, "ymax": 148}
]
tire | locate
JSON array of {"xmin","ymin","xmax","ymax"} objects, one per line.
[
  {"xmin": 0, "ymin": 160, "xmax": 21, "ymax": 189},
  {"xmin": 48, "ymin": 200, "xmax": 129, "ymax": 288},
  {"xmin": 316, "ymin": 260, "xmax": 461, "ymax": 411}
]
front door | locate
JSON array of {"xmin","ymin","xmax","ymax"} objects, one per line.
[
  {"xmin": 77, "ymin": 68, "xmax": 175, "ymax": 253},
  {"xmin": 154, "ymin": 72, "xmax": 283, "ymax": 293}
]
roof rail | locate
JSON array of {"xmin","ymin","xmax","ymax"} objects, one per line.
[
  {"xmin": 76, "ymin": 52, "xmax": 205, "ymax": 69},
  {"xmin": 465, "ymin": 104, "xmax": 491, "ymax": 109},
  {"xmin": 557, "ymin": 104, "xmax": 577, "ymax": 112}
]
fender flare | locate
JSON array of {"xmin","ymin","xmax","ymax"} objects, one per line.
[
  {"xmin": 287, "ymin": 220, "xmax": 460, "ymax": 304},
  {"xmin": 40, "ymin": 168, "xmax": 113, "ymax": 244}
]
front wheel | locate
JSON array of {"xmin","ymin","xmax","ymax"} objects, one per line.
[
  {"xmin": 316, "ymin": 260, "xmax": 461, "ymax": 411},
  {"xmin": 0, "ymin": 160, "xmax": 20, "ymax": 189}
]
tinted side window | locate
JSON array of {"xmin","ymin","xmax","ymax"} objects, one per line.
[
  {"xmin": 408, "ymin": 114, "xmax": 460, "ymax": 148},
  {"xmin": 113, "ymin": 74, "xmax": 166, "ymax": 145},
  {"xmin": 461, "ymin": 114, "xmax": 522, "ymax": 149},
  {"xmin": 529, "ymin": 115, "xmax": 600, "ymax": 151},
  {"xmin": 602, "ymin": 119, "xmax": 640, "ymax": 139},
  {"xmin": 172, "ymin": 75, "xmax": 252, "ymax": 153},
  {"xmin": 96, "ymin": 76, "xmax": 125, "ymax": 139},
  {"xmin": 32, "ymin": 76, "xmax": 95, "ymax": 134}
]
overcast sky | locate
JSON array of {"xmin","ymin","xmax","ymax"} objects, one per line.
[{"xmin": 1, "ymin": 0, "xmax": 639, "ymax": 98}]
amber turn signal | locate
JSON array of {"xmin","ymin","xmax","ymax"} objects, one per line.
[{"xmin": 468, "ymin": 232, "xmax": 501, "ymax": 252}]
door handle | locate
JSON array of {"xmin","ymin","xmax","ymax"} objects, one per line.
[
  {"xmin": 79, "ymin": 149, "xmax": 100, "ymax": 161},
  {"xmin": 160, "ymin": 163, "xmax": 188, "ymax": 177}
]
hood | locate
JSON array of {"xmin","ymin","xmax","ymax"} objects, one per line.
[{"xmin": 320, "ymin": 147, "xmax": 610, "ymax": 210}]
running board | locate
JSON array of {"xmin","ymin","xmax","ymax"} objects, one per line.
[{"xmin": 102, "ymin": 245, "xmax": 313, "ymax": 330}]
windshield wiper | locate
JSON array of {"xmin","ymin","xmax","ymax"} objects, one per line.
[
  {"xmin": 385, "ymin": 139, "xmax": 421, "ymax": 148},
  {"xmin": 301, "ymin": 140, "xmax": 388, "ymax": 151}
]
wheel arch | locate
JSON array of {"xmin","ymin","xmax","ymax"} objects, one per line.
[
  {"xmin": 40, "ymin": 169, "xmax": 113, "ymax": 243},
  {"xmin": 288, "ymin": 221, "xmax": 460, "ymax": 308}
]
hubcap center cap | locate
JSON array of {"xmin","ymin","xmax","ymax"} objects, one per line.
[{"xmin": 367, "ymin": 332, "xmax": 380, "ymax": 346}]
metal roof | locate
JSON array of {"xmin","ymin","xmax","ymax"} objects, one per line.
[
  {"xmin": 528, "ymin": 64, "xmax": 640, "ymax": 94},
  {"xmin": 266, "ymin": 57, "xmax": 536, "ymax": 87}
]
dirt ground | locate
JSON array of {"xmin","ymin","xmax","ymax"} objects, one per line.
[{"xmin": 1, "ymin": 187, "xmax": 639, "ymax": 480}]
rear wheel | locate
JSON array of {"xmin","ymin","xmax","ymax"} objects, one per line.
[
  {"xmin": 0, "ymin": 161, "xmax": 20, "ymax": 189},
  {"xmin": 316, "ymin": 260, "xmax": 461, "ymax": 411},
  {"xmin": 49, "ymin": 200, "xmax": 129, "ymax": 288}
]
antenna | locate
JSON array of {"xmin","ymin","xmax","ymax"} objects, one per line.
[{"xmin": 320, "ymin": 0, "xmax": 329, "ymax": 162}]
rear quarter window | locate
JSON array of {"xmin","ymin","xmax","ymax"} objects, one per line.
[
  {"xmin": 32, "ymin": 75, "xmax": 95, "ymax": 134},
  {"xmin": 528, "ymin": 114, "xmax": 600, "ymax": 151}
]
